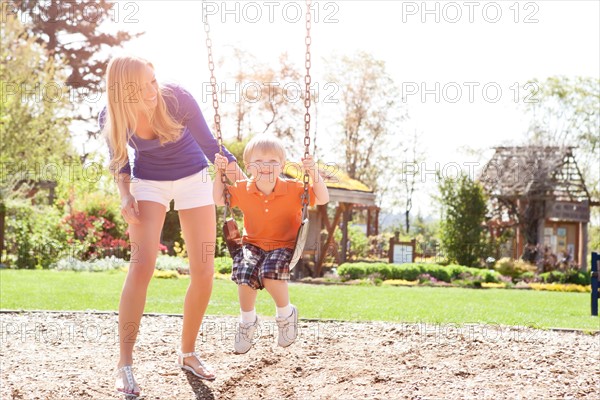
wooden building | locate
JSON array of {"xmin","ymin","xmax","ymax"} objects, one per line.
[
  {"xmin": 284, "ymin": 162, "xmax": 378, "ymax": 277},
  {"xmin": 480, "ymin": 146, "xmax": 594, "ymax": 270}
]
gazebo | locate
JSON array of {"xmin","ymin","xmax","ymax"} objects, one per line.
[
  {"xmin": 284, "ymin": 163, "xmax": 378, "ymax": 277},
  {"xmin": 479, "ymin": 146, "xmax": 594, "ymax": 270}
]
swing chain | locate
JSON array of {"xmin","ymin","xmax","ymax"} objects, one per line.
[
  {"xmin": 301, "ymin": 0, "xmax": 312, "ymax": 213},
  {"xmin": 203, "ymin": 1, "xmax": 231, "ymax": 213}
]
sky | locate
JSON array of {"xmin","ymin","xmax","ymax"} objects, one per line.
[{"xmin": 85, "ymin": 0, "xmax": 600, "ymax": 220}]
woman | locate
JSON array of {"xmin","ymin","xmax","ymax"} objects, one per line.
[{"xmin": 100, "ymin": 55, "xmax": 242, "ymax": 396}]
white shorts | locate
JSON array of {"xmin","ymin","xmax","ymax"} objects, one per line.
[{"xmin": 130, "ymin": 169, "xmax": 214, "ymax": 210}]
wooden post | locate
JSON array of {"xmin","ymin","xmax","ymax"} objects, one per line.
[
  {"xmin": 515, "ymin": 198, "xmax": 522, "ymax": 259},
  {"xmin": 316, "ymin": 204, "xmax": 343, "ymax": 276},
  {"xmin": 536, "ymin": 218, "xmax": 545, "ymax": 272},
  {"xmin": 340, "ymin": 203, "xmax": 350, "ymax": 264},
  {"xmin": 579, "ymin": 222, "xmax": 588, "ymax": 271},
  {"xmin": 591, "ymin": 252, "xmax": 599, "ymax": 316}
]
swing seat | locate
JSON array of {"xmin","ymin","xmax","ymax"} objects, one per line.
[
  {"xmin": 289, "ymin": 217, "xmax": 309, "ymax": 270},
  {"xmin": 223, "ymin": 217, "xmax": 242, "ymax": 257}
]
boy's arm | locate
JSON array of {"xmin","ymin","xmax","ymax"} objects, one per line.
[{"xmin": 302, "ymin": 155, "xmax": 329, "ymax": 205}]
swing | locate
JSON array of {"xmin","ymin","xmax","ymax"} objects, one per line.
[{"xmin": 202, "ymin": 0, "xmax": 313, "ymax": 270}]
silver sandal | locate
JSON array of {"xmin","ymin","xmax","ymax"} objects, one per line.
[
  {"xmin": 115, "ymin": 365, "xmax": 141, "ymax": 397},
  {"xmin": 177, "ymin": 351, "xmax": 216, "ymax": 381}
]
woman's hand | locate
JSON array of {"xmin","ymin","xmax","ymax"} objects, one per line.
[
  {"xmin": 120, "ymin": 193, "xmax": 141, "ymax": 225},
  {"xmin": 214, "ymin": 153, "xmax": 228, "ymax": 172}
]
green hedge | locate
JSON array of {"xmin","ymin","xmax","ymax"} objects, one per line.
[
  {"xmin": 4, "ymin": 200, "xmax": 67, "ymax": 269},
  {"xmin": 539, "ymin": 270, "xmax": 590, "ymax": 286},
  {"xmin": 337, "ymin": 262, "xmax": 501, "ymax": 283},
  {"xmin": 215, "ymin": 257, "xmax": 233, "ymax": 274}
]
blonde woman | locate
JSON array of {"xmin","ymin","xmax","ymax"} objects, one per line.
[{"xmin": 100, "ymin": 55, "xmax": 242, "ymax": 396}]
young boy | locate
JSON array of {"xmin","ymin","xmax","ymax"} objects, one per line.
[{"xmin": 214, "ymin": 135, "xmax": 329, "ymax": 353}]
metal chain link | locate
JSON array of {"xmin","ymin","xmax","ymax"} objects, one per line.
[
  {"xmin": 202, "ymin": 1, "xmax": 231, "ymax": 212},
  {"xmin": 301, "ymin": 0, "xmax": 312, "ymax": 212}
]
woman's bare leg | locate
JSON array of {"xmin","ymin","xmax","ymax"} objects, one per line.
[
  {"xmin": 178, "ymin": 204, "xmax": 216, "ymax": 378},
  {"xmin": 116, "ymin": 201, "xmax": 166, "ymax": 390}
]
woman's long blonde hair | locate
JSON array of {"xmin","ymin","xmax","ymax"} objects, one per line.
[{"xmin": 102, "ymin": 55, "xmax": 183, "ymax": 174}]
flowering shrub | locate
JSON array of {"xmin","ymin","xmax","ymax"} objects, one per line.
[
  {"xmin": 61, "ymin": 210, "xmax": 128, "ymax": 260},
  {"xmin": 481, "ymin": 282, "xmax": 506, "ymax": 289},
  {"xmin": 493, "ymin": 257, "xmax": 537, "ymax": 279},
  {"xmin": 155, "ymin": 254, "xmax": 189, "ymax": 271},
  {"xmin": 51, "ymin": 256, "xmax": 127, "ymax": 272},
  {"xmin": 153, "ymin": 270, "xmax": 180, "ymax": 279},
  {"xmin": 528, "ymin": 283, "xmax": 590, "ymax": 293},
  {"xmin": 417, "ymin": 273, "xmax": 439, "ymax": 284},
  {"xmin": 381, "ymin": 279, "xmax": 419, "ymax": 286},
  {"xmin": 173, "ymin": 241, "xmax": 187, "ymax": 259}
]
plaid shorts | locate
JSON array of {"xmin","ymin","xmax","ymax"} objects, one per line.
[{"xmin": 232, "ymin": 243, "xmax": 293, "ymax": 290}]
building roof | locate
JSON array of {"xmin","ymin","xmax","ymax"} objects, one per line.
[
  {"xmin": 479, "ymin": 146, "xmax": 590, "ymax": 202},
  {"xmin": 283, "ymin": 161, "xmax": 376, "ymax": 206}
]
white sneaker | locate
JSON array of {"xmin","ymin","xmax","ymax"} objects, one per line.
[
  {"xmin": 276, "ymin": 305, "xmax": 298, "ymax": 347},
  {"xmin": 234, "ymin": 316, "xmax": 259, "ymax": 354}
]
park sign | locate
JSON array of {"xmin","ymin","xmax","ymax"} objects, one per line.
[
  {"xmin": 388, "ymin": 237, "xmax": 416, "ymax": 264},
  {"xmin": 546, "ymin": 201, "xmax": 590, "ymax": 223}
]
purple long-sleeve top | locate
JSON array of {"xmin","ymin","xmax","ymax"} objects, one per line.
[{"xmin": 99, "ymin": 83, "xmax": 235, "ymax": 181}]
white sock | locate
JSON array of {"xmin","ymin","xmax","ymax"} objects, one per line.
[
  {"xmin": 276, "ymin": 304, "xmax": 292, "ymax": 319},
  {"xmin": 240, "ymin": 309, "xmax": 256, "ymax": 324}
]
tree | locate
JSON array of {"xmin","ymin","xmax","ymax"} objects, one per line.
[
  {"xmin": 437, "ymin": 174, "xmax": 488, "ymax": 267},
  {"xmin": 526, "ymin": 76, "xmax": 599, "ymax": 151},
  {"xmin": 524, "ymin": 76, "xmax": 600, "ymax": 200},
  {"xmin": 214, "ymin": 47, "xmax": 258, "ymax": 142},
  {"xmin": 10, "ymin": 0, "xmax": 142, "ymax": 134},
  {"xmin": 1, "ymin": 14, "xmax": 76, "ymax": 261},
  {"xmin": 377, "ymin": 129, "xmax": 424, "ymax": 235},
  {"xmin": 215, "ymin": 48, "xmax": 305, "ymax": 146},
  {"xmin": 1, "ymin": 14, "xmax": 74, "ymax": 172},
  {"xmin": 256, "ymin": 53, "xmax": 304, "ymax": 143},
  {"xmin": 412, "ymin": 212, "xmax": 440, "ymax": 258},
  {"xmin": 326, "ymin": 51, "xmax": 404, "ymax": 192}
]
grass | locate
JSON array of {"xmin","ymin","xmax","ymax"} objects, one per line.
[{"xmin": 1, "ymin": 269, "xmax": 599, "ymax": 331}]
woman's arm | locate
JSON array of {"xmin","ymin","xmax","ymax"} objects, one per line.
[
  {"xmin": 100, "ymin": 108, "xmax": 140, "ymax": 224},
  {"xmin": 172, "ymin": 85, "xmax": 246, "ymax": 181},
  {"xmin": 114, "ymin": 173, "xmax": 141, "ymax": 224}
]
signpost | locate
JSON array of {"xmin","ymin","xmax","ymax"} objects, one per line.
[{"xmin": 388, "ymin": 233, "xmax": 416, "ymax": 264}]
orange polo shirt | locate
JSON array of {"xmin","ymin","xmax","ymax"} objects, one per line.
[{"xmin": 227, "ymin": 177, "xmax": 316, "ymax": 251}]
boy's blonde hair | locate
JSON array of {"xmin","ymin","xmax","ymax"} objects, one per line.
[
  {"xmin": 102, "ymin": 55, "xmax": 183, "ymax": 174},
  {"xmin": 243, "ymin": 135, "xmax": 287, "ymax": 166}
]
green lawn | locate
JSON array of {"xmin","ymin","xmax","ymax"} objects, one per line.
[{"xmin": 1, "ymin": 270, "xmax": 598, "ymax": 331}]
